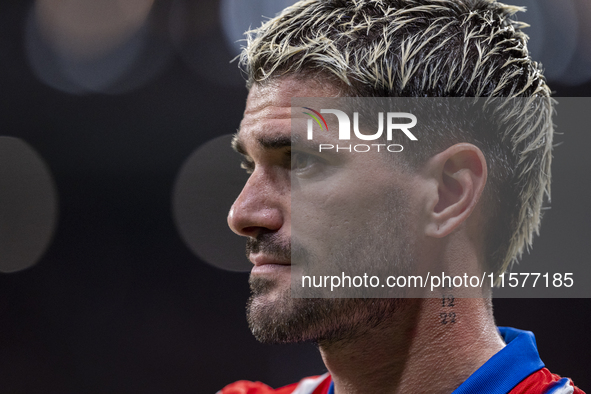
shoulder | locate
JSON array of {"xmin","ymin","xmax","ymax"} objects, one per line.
[
  {"xmin": 510, "ymin": 368, "xmax": 586, "ymax": 394},
  {"xmin": 218, "ymin": 374, "xmax": 332, "ymax": 394}
]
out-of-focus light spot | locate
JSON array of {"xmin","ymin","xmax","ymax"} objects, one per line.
[
  {"xmin": 219, "ymin": 0, "xmax": 299, "ymax": 56},
  {"xmin": 25, "ymin": 0, "xmax": 171, "ymax": 94},
  {"xmin": 35, "ymin": 0, "xmax": 154, "ymax": 61},
  {"xmin": 172, "ymin": 135, "xmax": 251, "ymax": 272},
  {"xmin": 0, "ymin": 137, "xmax": 58, "ymax": 273}
]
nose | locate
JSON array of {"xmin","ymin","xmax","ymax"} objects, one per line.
[{"xmin": 227, "ymin": 170, "xmax": 285, "ymax": 238}]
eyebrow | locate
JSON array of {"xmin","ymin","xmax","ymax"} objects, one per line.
[{"xmin": 232, "ymin": 131, "xmax": 300, "ymax": 156}]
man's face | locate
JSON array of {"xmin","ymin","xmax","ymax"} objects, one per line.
[{"xmin": 228, "ymin": 77, "xmax": 426, "ymax": 344}]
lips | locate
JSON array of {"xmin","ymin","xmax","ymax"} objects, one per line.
[
  {"xmin": 249, "ymin": 253, "xmax": 291, "ymax": 274},
  {"xmin": 249, "ymin": 252, "xmax": 291, "ymax": 267}
]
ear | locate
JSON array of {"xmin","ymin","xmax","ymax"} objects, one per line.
[{"xmin": 423, "ymin": 143, "xmax": 487, "ymax": 238}]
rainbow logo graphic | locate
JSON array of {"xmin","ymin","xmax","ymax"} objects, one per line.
[{"xmin": 303, "ymin": 107, "xmax": 329, "ymax": 132}]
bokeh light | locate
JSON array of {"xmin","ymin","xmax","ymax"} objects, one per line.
[
  {"xmin": 35, "ymin": 0, "xmax": 154, "ymax": 61},
  {"xmin": 0, "ymin": 137, "xmax": 58, "ymax": 273},
  {"xmin": 25, "ymin": 0, "xmax": 171, "ymax": 94},
  {"xmin": 172, "ymin": 135, "xmax": 251, "ymax": 272}
]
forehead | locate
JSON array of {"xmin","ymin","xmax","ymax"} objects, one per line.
[{"xmin": 236, "ymin": 77, "xmax": 341, "ymax": 153}]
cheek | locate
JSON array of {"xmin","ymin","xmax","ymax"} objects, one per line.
[
  {"xmin": 292, "ymin": 180, "xmax": 355, "ymax": 238},
  {"xmin": 292, "ymin": 172, "xmax": 400, "ymax": 245}
]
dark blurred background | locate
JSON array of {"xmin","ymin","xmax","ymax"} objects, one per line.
[{"xmin": 0, "ymin": 0, "xmax": 589, "ymax": 393}]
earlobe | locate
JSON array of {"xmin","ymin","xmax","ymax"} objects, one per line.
[{"xmin": 424, "ymin": 143, "xmax": 487, "ymax": 238}]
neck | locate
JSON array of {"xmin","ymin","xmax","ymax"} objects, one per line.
[{"xmin": 319, "ymin": 297, "xmax": 505, "ymax": 394}]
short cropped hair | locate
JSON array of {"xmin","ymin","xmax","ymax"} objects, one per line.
[{"xmin": 239, "ymin": 0, "xmax": 554, "ymax": 279}]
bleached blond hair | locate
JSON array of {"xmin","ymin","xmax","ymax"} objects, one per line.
[{"xmin": 239, "ymin": 0, "xmax": 554, "ymax": 278}]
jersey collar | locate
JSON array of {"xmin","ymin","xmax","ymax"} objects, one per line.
[
  {"xmin": 327, "ymin": 327, "xmax": 544, "ymax": 394},
  {"xmin": 451, "ymin": 326, "xmax": 545, "ymax": 394}
]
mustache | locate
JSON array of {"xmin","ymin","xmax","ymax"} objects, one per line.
[{"xmin": 246, "ymin": 232, "xmax": 291, "ymax": 261}]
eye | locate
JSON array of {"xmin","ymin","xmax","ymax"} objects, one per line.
[{"xmin": 291, "ymin": 151, "xmax": 323, "ymax": 174}]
